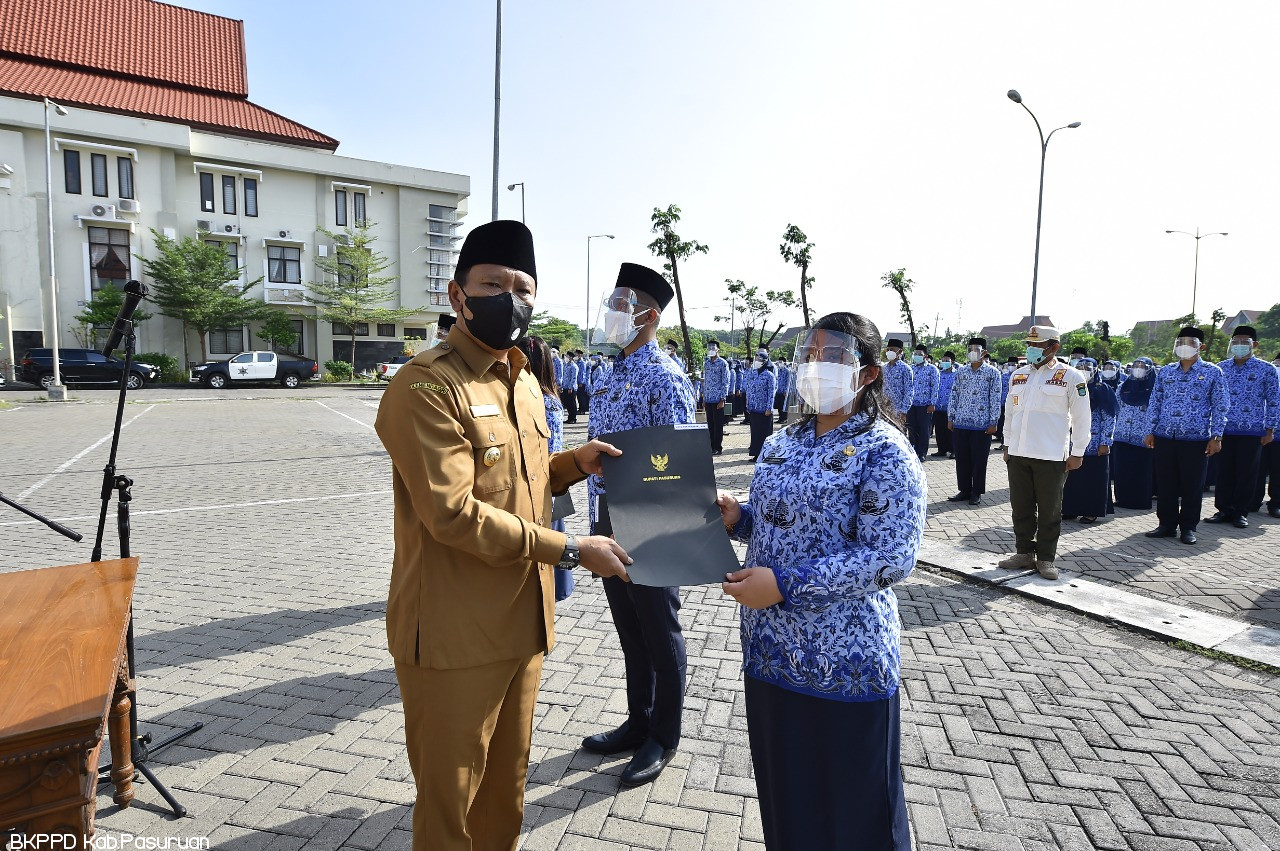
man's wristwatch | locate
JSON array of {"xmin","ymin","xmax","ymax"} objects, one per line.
[{"xmin": 557, "ymin": 536, "xmax": 581, "ymax": 569}]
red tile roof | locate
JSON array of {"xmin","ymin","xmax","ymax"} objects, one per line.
[
  {"xmin": 0, "ymin": 56, "xmax": 338, "ymax": 149},
  {"xmin": 0, "ymin": 0, "xmax": 338, "ymax": 149},
  {"xmin": 0, "ymin": 0, "xmax": 248, "ymax": 96}
]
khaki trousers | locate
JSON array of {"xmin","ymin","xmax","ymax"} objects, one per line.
[
  {"xmin": 395, "ymin": 653, "xmax": 543, "ymax": 851},
  {"xmin": 1006, "ymin": 454, "xmax": 1068, "ymax": 562}
]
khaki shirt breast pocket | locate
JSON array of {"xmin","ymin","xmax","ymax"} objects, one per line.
[{"xmin": 462, "ymin": 416, "xmax": 516, "ymax": 494}]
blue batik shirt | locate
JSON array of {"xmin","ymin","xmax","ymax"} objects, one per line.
[
  {"xmin": 558, "ymin": 359, "xmax": 576, "ymax": 391},
  {"xmin": 1001, "ymin": 368, "xmax": 1014, "ymax": 400},
  {"xmin": 947, "ymin": 363, "xmax": 1002, "ymax": 431},
  {"xmin": 588, "ymin": 360, "xmax": 608, "ymax": 394},
  {"xmin": 703, "ymin": 356, "xmax": 730, "ymax": 403},
  {"xmin": 1147, "ymin": 359, "xmax": 1231, "ymax": 441},
  {"xmin": 542, "ymin": 391, "xmax": 564, "ymax": 453},
  {"xmin": 1113, "ymin": 398, "xmax": 1150, "ymax": 447},
  {"xmin": 553, "ymin": 357, "xmax": 564, "ymax": 387},
  {"xmin": 776, "ymin": 364, "xmax": 791, "ymax": 396},
  {"xmin": 1216, "ymin": 356, "xmax": 1280, "ymax": 436},
  {"xmin": 936, "ymin": 368, "xmax": 956, "ymax": 412},
  {"xmin": 884, "ymin": 359, "xmax": 914, "ymax": 415},
  {"xmin": 731, "ymin": 413, "xmax": 927, "ymax": 702},
  {"xmin": 743, "ymin": 364, "xmax": 776, "ymax": 413},
  {"xmin": 1072, "ymin": 404, "xmax": 1116, "ymax": 455},
  {"xmin": 587, "ymin": 340, "xmax": 697, "ymax": 528},
  {"xmin": 910, "ymin": 362, "xmax": 940, "ymax": 407}
]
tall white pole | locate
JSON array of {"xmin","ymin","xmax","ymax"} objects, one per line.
[{"xmin": 44, "ymin": 98, "xmax": 65, "ymax": 400}]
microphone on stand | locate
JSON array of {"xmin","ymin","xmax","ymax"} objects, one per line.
[{"xmin": 102, "ymin": 279, "xmax": 147, "ymax": 356}]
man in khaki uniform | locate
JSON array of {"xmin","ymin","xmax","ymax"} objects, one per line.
[{"xmin": 375, "ymin": 220, "xmax": 631, "ymax": 851}]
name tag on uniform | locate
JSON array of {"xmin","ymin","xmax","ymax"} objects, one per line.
[{"xmin": 469, "ymin": 404, "xmax": 501, "ymax": 417}]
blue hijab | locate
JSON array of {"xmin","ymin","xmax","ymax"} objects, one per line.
[
  {"xmin": 1118, "ymin": 356, "xmax": 1156, "ymax": 408},
  {"xmin": 1078, "ymin": 358, "xmax": 1118, "ymax": 417},
  {"xmin": 1100, "ymin": 359, "xmax": 1124, "ymax": 390}
]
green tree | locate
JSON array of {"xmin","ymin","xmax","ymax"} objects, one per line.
[
  {"xmin": 990, "ymin": 336, "xmax": 1026, "ymax": 364},
  {"xmin": 779, "ymin": 224, "xmax": 815, "ymax": 328},
  {"xmin": 659, "ymin": 328, "xmax": 707, "ymax": 372},
  {"xmin": 71, "ymin": 283, "xmax": 153, "ymax": 350},
  {"xmin": 256, "ymin": 309, "xmax": 300, "ymax": 353},
  {"xmin": 1204, "ymin": 308, "xmax": 1229, "ymax": 362},
  {"xmin": 139, "ymin": 228, "xmax": 264, "ymax": 364},
  {"xmin": 647, "ymin": 204, "xmax": 709, "ymax": 372},
  {"xmin": 527, "ymin": 311, "xmax": 583, "ymax": 351},
  {"xmin": 881, "ymin": 268, "xmax": 920, "ymax": 348},
  {"xmin": 716, "ymin": 280, "xmax": 796, "ymax": 354},
  {"xmin": 1255, "ymin": 303, "xmax": 1280, "ymax": 340},
  {"xmin": 306, "ymin": 221, "xmax": 422, "ymax": 364}
]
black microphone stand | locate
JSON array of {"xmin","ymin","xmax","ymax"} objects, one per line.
[
  {"xmin": 0, "ymin": 491, "xmax": 83, "ymax": 543},
  {"xmin": 91, "ymin": 321, "xmax": 202, "ymax": 818}
]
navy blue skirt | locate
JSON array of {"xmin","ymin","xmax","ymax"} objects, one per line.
[
  {"xmin": 745, "ymin": 676, "xmax": 910, "ymax": 850},
  {"xmin": 1062, "ymin": 453, "xmax": 1110, "ymax": 518},
  {"xmin": 1112, "ymin": 442, "xmax": 1154, "ymax": 509}
]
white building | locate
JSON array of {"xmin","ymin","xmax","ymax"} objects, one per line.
[{"xmin": 0, "ymin": 0, "xmax": 468, "ymax": 378}]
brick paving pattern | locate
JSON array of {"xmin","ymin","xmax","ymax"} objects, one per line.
[{"xmin": 1, "ymin": 388, "xmax": 1277, "ymax": 850}]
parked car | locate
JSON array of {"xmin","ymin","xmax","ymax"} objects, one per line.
[
  {"xmin": 19, "ymin": 348, "xmax": 160, "ymax": 390},
  {"xmin": 376, "ymin": 355, "xmax": 414, "ymax": 381},
  {"xmin": 189, "ymin": 351, "xmax": 319, "ymax": 388}
]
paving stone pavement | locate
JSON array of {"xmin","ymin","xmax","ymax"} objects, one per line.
[{"xmin": 1, "ymin": 390, "xmax": 1278, "ymax": 850}]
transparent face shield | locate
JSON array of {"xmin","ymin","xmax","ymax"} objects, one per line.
[
  {"xmin": 1173, "ymin": 336, "xmax": 1202, "ymax": 359},
  {"xmin": 784, "ymin": 328, "xmax": 865, "ymax": 418},
  {"xmin": 589, "ymin": 288, "xmax": 652, "ymax": 349}
]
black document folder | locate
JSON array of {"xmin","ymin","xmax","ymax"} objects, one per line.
[{"xmin": 598, "ymin": 424, "xmax": 741, "ymax": 586}]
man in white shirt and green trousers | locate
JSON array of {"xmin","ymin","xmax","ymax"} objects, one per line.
[{"xmin": 998, "ymin": 325, "xmax": 1092, "ymax": 580}]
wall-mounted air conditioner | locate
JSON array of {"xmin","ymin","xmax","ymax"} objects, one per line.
[
  {"xmin": 197, "ymin": 219, "xmax": 213, "ymax": 231},
  {"xmin": 277, "ymin": 229, "xmax": 292, "ymax": 239},
  {"xmin": 333, "ymin": 234, "xmax": 350, "ymax": 246},
  {"xmin": 224, "ymin": 223, "xmax": 241, "ymax": 235},
  {"xmin": 117, "ymin": 199, "xmax": 141, "ymax": 214},
  {"xmin": 90, "ymin": 204, "xmax": 117, "ymax": 220}
]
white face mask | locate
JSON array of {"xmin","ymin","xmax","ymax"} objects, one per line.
[
  {"xmin": 708, "ymin": 348, "xmax": 719, "ymax": 358},
  {"xmin": 602, "ymin": 309, "xmax": 642, "ymax": 347},
  {"xmin": 1069, "ymin": 357, "xmax": 1081, "ymax": 367},
  {"xmin": 1101, "ymin": 368, "xmax": 1118, "ymax": 380},
  {"xmin": 1174, "ymin": 344, "xmax": 1200, "ymax": 360},
  {"xmin": 967, "ymin": 350, "xmax": 983, "ymax": 363},
  {"xmin": 885, "ymin": 350, "xmax": 899, "ymax": 361},
  {"xmin": 1079, "ymin": 368, "xmax": 1093, "ymax": 381},
  {"xmin": 1131, "ymin": 366, "xmax": 1148, "ymax": 379},
  {"xmin": 1004, "ymin": 364, "xmax": 1017, "ymax": 373},
  {"xmin": 796, "ymin": 362, "xmax": 861, "ymax": 414}
]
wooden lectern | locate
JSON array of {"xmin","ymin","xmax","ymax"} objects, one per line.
[{"xmin": 0, "ymin": 558, "xmax": 138, "ymax": 845}]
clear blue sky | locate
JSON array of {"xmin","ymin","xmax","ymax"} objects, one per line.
[{"xmin": 185, "ymin": 0, "xmax": 1280, "ymax": 341}]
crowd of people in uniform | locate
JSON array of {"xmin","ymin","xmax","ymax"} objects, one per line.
[{"xmin": 374, "ymin": 219, "xmax": 1278, "ymax": 851}]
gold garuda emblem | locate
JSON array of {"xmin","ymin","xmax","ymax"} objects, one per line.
[{"xmin": 650, "ymin": 454, "xmax": 670, "ymax": 472}]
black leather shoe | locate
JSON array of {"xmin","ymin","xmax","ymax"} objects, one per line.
[
  {"xmin": 1271, "ymin": 507, "xmax": 1280, "ymax": 518},
  {"xmin": 1232, "ymin": 517, "xmax": 1249, "ymax": 529},
  {"xmin": 582, "ymin": 722, "xmax": 647, "ymax": 755},
  {"xmin": 1204, "ymin": 512, "xmax": 1228, "ymax": 524},
  {"xmin": 930, "ymin": 451, "xmax": 946, "ymax": 457},
  {"xmin": 1145, "ymin": 527, "xmax": 1177, "ymax": 538},
  {"xmin": 1180, "ymin": 530, "xmax": 1198, "ymax": 545},
  {"xmin": 947, "ymin": 493, "xmax": 971, "ymax": 502},
  {"xmin": 620, "ymin": 739, "xmax": 676, "ymax": 787},
  {"xmin": 968, "ymin": 496, "xmax": 981, "ymax": 505}
]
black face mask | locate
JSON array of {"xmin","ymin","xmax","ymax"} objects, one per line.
[{"xmin": 462, "ymin": 290, "xmax": 533, "ymax": 350}]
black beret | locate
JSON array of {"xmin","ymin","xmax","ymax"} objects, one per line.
[
  {"xmin": 1177, "ymin": 326, "xmax": 1205, "ymax": 341},
  {"xmin": 886, "ymin": 338, "xmax": 905, "ymax": 348},
  {"xmin": 457, "ymin": 220, "xmax": 536, "ymax": 281},
  {"xmin": 437, "ymin": 314, "xmax": 455, "ymax": 331},
  {"xmin": 943, "ymin": 351, "xmax": 956, "ymax": 359},
  {"xmin": 615, "ymin": 262, "xmax": 674, "ymax": 309},
  {"xmin": 968, "ymin": 337, "xmax": 987, "ymax": 349},
  {"xmin": 1233, "ymin": 325, "xmax": 1258, "ymax": 340}
]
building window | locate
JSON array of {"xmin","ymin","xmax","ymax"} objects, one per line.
[
  {"xmin": 205, "ymin": 239, "xmax": 238, "ymax": 274},
  {"xmin": 267, "ymin": 245, "xmax": 301, "ymax": 284},
  {"xmin": 90, "ymin": 153, "xmax": 108, "ymax": 197},
  {"xmin": 222, "ymin": 175, "xmax": 236, "ymax": 215},
  {"xmin": 353, "ymin": 192, "xmax": 367, "ymax": 226},
  {"xmin": 428, "ymin": 204, "xmax": 455, "ymax": 220},
  {"xmin": 428, "ymin": 293, "xmax": 450, "ymax": 307},
  {"xmin": 377, "ymin": 323, "xmax": 396, "ymax": 337},
  {"xmin": 334, "ymin": 189, "xmax": 347, "ymax": 227},
  {"xmin": 199, "ymin": 172, "xmax": 214, "ymax": 212},
  {"xmin": 64, "ymin": 150, "xmax": 82, "ymax": 194},
  {"xmin": 404, "ymin": 327, "xmax": 427, "ymax": 340},
  {"xmin": 332, "ymin": 322, "xmax": 369, "ymax": 336},
  {"xmin": 88, "ymin": 226, "xmax": 131, "ymax": 292},
  {"xmin": 117, "ymin": 157, "xmax": 134, "ymax": 200},
  {"xmin": 209, "ymin": 327, "xmax": 243, "ymax": 355},
  {"xmin": 244, "ymin": 178, "xmax": 258, "ymax": 217},
  {"xmin": 270, "ymin": 319, "xmax": 304, "ymax": 354}
]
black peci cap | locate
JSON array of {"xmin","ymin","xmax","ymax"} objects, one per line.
[
  {"xmin": 1071, "ymin": 346, "xmax": 1088, "ymax": 356},
  {"xmin": 1233, "ymin": 325, "xmax": 1258, "ymax": 340},
  {"xmin": 1177, "ymin": 326, "xmax": 1205, "ymax": 341},
  {"xmin": 914, "ymin": 343, "xmax": 928, "ymax": 352},
  {"xmin": 886, "ymin": 338, "xmax": 905, "ymax": 348},
  {"xmin": 968, "ymin": 337, "xmax": 987, "ymax": 349},
  {"xmin": 437, "ymin": 314, "xmax": 455, "ymax": 332},
  {"xmin": 457, "ymin": 220, "xmax": 536, "ymax": 281},
  {"xmin": 615, "ymin": 262, "xmax": 675, "ymax": 309},
  {"xmin": 943, "ymin": 351, "xmax": 956, "ymax": 359}
]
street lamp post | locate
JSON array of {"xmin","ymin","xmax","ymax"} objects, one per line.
[
  {"xmin": 1165, "ymin": 228, "xmax": 1227, "ymax": 321},
  {"xmin": 491, "ymin": 0, "xmax": 502, "ymax": 221},
  {"xmin": 1007, "ymin": 89, "xmax": 1081, "ymax": 327},
  {"xmin": 507, "ymin": 182, "xmax": 525, "ymax": 222},
  {"xmin": 586, "ymin": 234, "xmax": 615, "ymax": 345},
  {"xmin": 44, "ymin": 97, "xmax": 69, "ymax": 401}
]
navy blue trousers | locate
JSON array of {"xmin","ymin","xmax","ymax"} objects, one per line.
[
  {"xmin": 1214, "ymin": 435, "xmax": 1263, "ymax": 520},
  {"xmin": 1253, "ymin": 440, "xmax": 1280, "ymax": 512},
  {"xmin": 953, "ymin": 428, "xmax": 992, "ymax": 497},
  {"xmin": 746, "ymin": 677, "xmax": 911, "ymax": 851},
  {"xmin": 1153, "ymin": 437, "xmax": 1209, "ymax": 531},
  {"xmin": 906, "ymin": 405, "xmax": 932, "ymax": 459},
  {"xmin": 748, "ymin": 410, "xmax": 774, "ymax": 458}
]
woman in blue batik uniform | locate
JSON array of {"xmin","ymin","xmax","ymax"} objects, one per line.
[
  {"xmin": 527, "ymin": 336, "xmax": 574, "ymax": 602},
  {"xmin": 1061, "ymin": 357, "xmax": 1117, "ymax": 523},
  {"xmin": 1112, "ymin": 357, "xmax": 1157, "ymax": 509},
  {"xmin": 716, "ymin": 312, "xmax": 925, "ymax": 851}
]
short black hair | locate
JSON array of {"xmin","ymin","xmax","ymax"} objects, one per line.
[{"xmin": 452, "ymin": 265, "xmax": 471, "ymax": 289}]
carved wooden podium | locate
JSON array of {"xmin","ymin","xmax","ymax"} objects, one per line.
[{"xmin": 0, "ymin": 558, "xmax": 138, "ymax": 845}]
